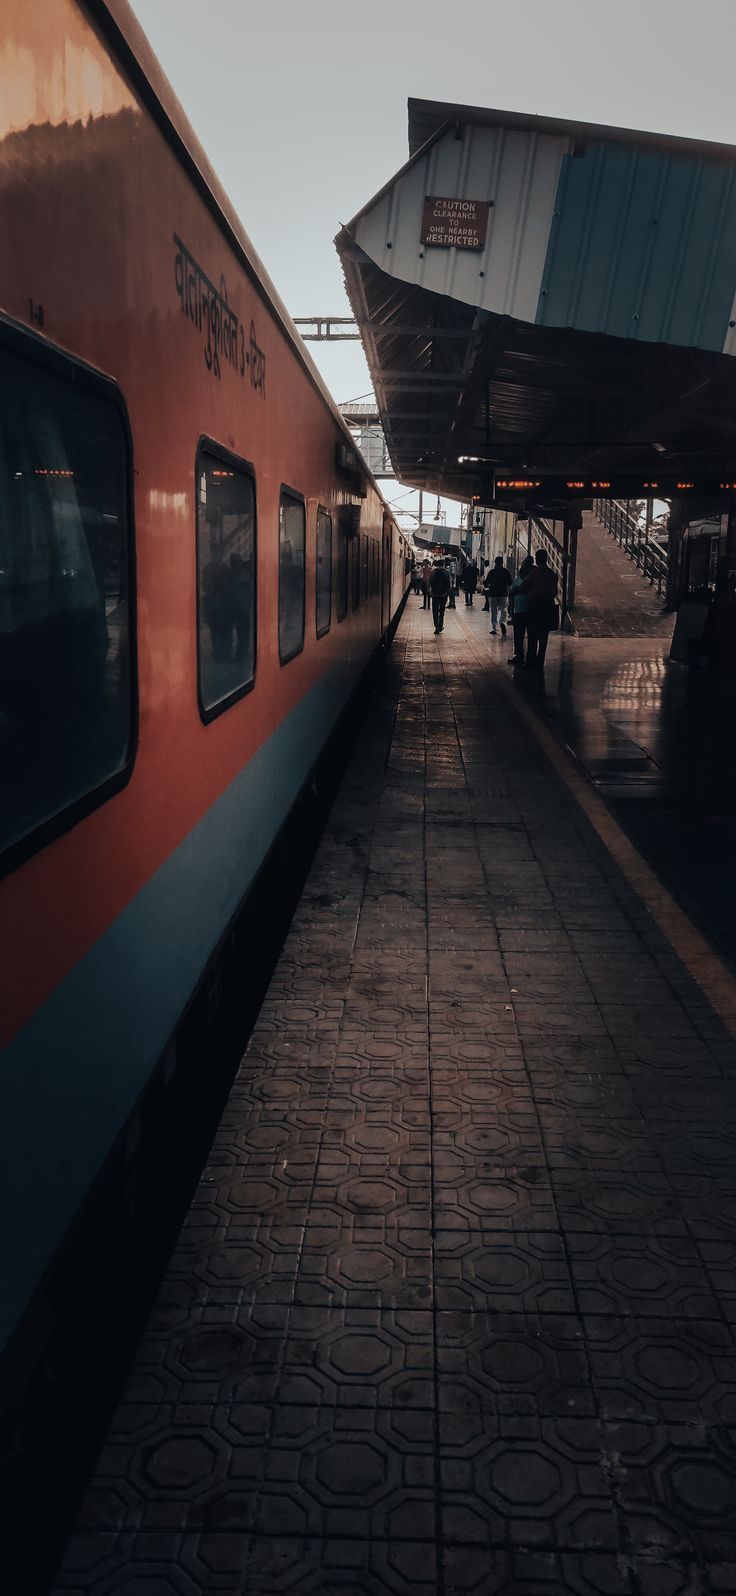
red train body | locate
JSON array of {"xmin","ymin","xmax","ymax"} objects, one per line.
[{"xmin": 0, "ymin": 0, "xmax": 409, "ymax": 1386}]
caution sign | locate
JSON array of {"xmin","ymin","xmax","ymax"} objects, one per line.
[{"xmin": 421, "ymin": 196, "xmax": 490, "ymax": 250}]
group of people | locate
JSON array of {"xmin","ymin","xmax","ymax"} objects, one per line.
[
  {"xmin": 414, "ymin": 548, "xmax": 559, "ymax": 668},
  {"xmin": 483, "ymin": 551, "xmax": 559, "ymax": 669},
  {"xmin": 417, "ymin": 555, "xmax": 480, "ymax": 624}
]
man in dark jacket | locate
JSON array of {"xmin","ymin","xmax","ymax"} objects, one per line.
[
  {"xmin": 486, "ymin": 555, "xmax": 513, "ymax": 636},
  {"xmin": 522, "ymin": 549, "xmax": 559, "ymax": 669},
  {"xmin": 428, "ymin": 561, "xmax": 451, "ymax": 633},
  {"xmin": 461, "ymin": 562, "xmax": 478, "ymax": 606}
]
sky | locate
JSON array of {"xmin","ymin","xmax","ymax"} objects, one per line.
[{"xmin": 128, "ymin": 0, "xmax": 736, "ymax": 523}]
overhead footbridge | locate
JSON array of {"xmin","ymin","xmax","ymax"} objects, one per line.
[{"xmin": 335, "ymin": 99, "xmax": 736, "ymax": 508}]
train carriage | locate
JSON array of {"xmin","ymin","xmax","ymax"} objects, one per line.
[{"xmin": 0, "ymin": 0, "xmax": 410, "ymax": 1458}]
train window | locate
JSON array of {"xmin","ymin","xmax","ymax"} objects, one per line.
[
  {"xmin": 279, "ymin": 489, "xmax": 305, "ymax": 662},
  {"xmin": 196, "ymin": 445, "xmax": 256, "ymax": 720},
  {"xmin": 316, "ymin": 508, "xmax": 332, "ymax": 638},
  {"xmin": 336, "ymin": 528, "xmax": 348, "ymax": 621},
  {"xmin": 361, "ymin": 534, "xmax": 369, "ymax": 601},
  {"xmin": 0, "ymin": 334, "xmax": 132, "ymax": 866},
  {"xmin": 351, "ymin": 534, "xmax": 360, "ymax": 610}
]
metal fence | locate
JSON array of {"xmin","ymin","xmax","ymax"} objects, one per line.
[
  {"xmin": 533, "ymin": 517, "xmax": 566, "ymax": 583},
  {"xmin": 531, "ymin": 517, "xmax": 574, "ymax": 616},
  {"xmin": 592, "ymin": 498, "xmax": 668, "ymax": 595}
]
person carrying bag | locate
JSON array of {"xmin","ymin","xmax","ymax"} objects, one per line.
[
  {"xmin": 507, "ymin": 554, "xmax": 534, "ymax": 665},
  {"xmin": 428, "ymin": 561, "xmax": 451, "ymax": 633}
]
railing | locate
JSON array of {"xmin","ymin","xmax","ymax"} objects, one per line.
[
  {"xmin": 532, "ymin": 516, "xmax": 572, "ymax": 616},
  {"xmin": 592, "ymin": 498, "xmax": 668, "ymax": 595},
  {"xmin": 533, "ymin": 517, "xmax": 566, "ymax": 582}
]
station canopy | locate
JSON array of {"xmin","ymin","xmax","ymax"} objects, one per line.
[{"xmin": 335, "ymin": 99, "xmax": 736, "ymax": 506}]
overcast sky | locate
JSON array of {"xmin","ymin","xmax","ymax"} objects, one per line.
[{"xmin": 128, "ymin": 0, "xmax": 736, "ymax": 518}]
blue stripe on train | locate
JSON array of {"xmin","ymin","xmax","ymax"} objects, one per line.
[{"xmin": 0, "ymin": 643, "xmax": 369, "ymax": 1357}]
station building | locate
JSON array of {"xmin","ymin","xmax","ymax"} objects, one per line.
[{"xmin": 336, "ymin": 98, "xmax": 736, "ymax": 666}]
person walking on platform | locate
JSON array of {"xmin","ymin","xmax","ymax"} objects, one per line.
[
  {"xmin": 507, "ymin": 554, "xmax": 534, "ymax": 665},
  {"xmin": 446, "ymin": 554, "xmax": 458, "ymax": 608},
  {"xmin": 462, "ymin": 561, "xmax": 478, "ymax": 606},
  {"xmin": 522, "ymin": 549, "xmax": 559, "ymax": 671},
  {"xmin": 420, "ymin": 558, "xmax": 432, "ymax": 610},
  {"xmin": 486, "ymin": 555, "xmax": 513, "ymax": 635},
  {"xmin": 429, "ymin": 561, "xmax": 451, "ymax": 633}
]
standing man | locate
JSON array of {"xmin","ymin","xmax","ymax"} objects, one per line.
[
  {"xmin": 507, "ymin": 554, "xmax": 534, "ymax": 665},
  {"xmin": 486, "ymin": 555, "xmax": 513, "ymax": 636},
  {"xmin": 522, "ymin": 549, "xmax": 559, "ymax": 670},
  {"xmin": 420, "ymin": 558, "xmax": 432, "ymax": 610},
  {"xmin": 462, "ymin": 561, "xmax": 478, "ymax": 606},
  {"xmin": 429, "ymin": 561, "xmax": 451, "ymax": 633},
  {"xmin": 446, "ymin": 554, "xmax": 458, "ymax": 609}
]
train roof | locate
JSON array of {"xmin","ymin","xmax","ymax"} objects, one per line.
[{"xmin": 87, "ymin": 0, "xmax": 394, "ymax": 512}]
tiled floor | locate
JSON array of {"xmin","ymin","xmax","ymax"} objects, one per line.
[{"xmin": 53, "ymin": 601, "xmax": 736, "ymax": 1595}]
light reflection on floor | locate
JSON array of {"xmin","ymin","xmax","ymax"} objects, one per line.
[{"xmin": 527, "ymin": 634, "xmax": 736, "ymax": 970}]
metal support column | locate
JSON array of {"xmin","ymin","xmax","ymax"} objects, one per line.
[
  {"xmin": 561, "ymin": 519, "xmax": 570, "ymax": 624},
  {"xmin": 562, "ymin": 507, "xmax": 580, "ymax": 615},
  {"xmin": 665, "ymin": 499, "xmax": 684, "ymax": 612},
  {"xmin": 568, "ymin": 523, "xmax": 578, "ymax": 610}
]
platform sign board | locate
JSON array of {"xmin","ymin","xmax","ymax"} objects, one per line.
[
  {"xmin": 492, "ymin": 473, "xmax": 736, "ymax": 501},
  {"xmin": 421, "ymin": 196, "xmax": 490, "ymax": 250}
]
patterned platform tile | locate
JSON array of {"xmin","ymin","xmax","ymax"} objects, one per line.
[
  {"xmin": 442, "ymin": 1547, "xmax": 631, "ymax": 1596},
  {"xmin": 433, "ymin": 1166, "xmax": 559, "ymax": 1233},
  {"xmin": 53, "ymin": 1529, "xmax": 248, "ymax": 1591},
  {"xmin": 296, "ymin": 1217, "xmax": 433, "ymax": 1312},
  {"xmin": 602, "ymin": 1418, "xmax": 736, "ymax": 1564},
  {"xmin": 540, "ymin": 1112, "xmax": 664, "ymax": 1174},
  {"xmin": 52, "ymin": 607, "xmax": 736, "ymax": 1596},
  {"xmin": 276, "ymin": 1307, "xmax": 435, "ymax": 1411},
  {"xmin": 243, "ymin": 1533, "xmax": 440, "ymax": 1595},
  {"xmin": 584, "ymin": 1316, "xmax": 736, "ymax": 1423},
  {"xmin": 439, "ymin": 1414, "xmax": 619, "ymax": 1551},
  {"xmin": 250, "ymin": 1405, "xmax": 437, "ymax": 1545},
  {"xmin": 550, "ymin": 1169, "xmax": 686, "ymax": 1236},
  {"xmin": 566, "ymin": 1232, "xmax": 720, "ymax": 1319},
  {"xmin": 433, "ymin": 1228, "xmax": 576, "ymax": 1314},
  {"xmin": 436, "ymin": 1309, "xmax": 595, "ymax": 1418}
]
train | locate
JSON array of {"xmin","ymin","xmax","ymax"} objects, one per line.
[{"xmin": 0, "ymin": 0, "xmax": 410, "ymax": 1480}]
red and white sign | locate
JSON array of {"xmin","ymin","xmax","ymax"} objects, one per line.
[{"xmin": 421, "ymin": 196, "xmax": 490, "ymax": 251}]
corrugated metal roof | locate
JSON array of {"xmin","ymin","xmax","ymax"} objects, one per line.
[
  {"xmin": 340, "ymin": 401, "xmax": 379, "ymax": 419},
  {"xmin": 537, "ymin": 141, "xmax": 736, "ymax": 351},
  {"xmin": 336, "ymin": 96, "xmax": 736, "ymax": 503},
  {"xmin": 408, "ymin": 97, "xmax": 736, "ymax": 165},
  {"xmin": 351, "ymin": 121, "xmax": 570, "ymax": 324}
]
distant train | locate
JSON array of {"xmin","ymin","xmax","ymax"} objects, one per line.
[{"xmin": 0, "ymin": 0, "xmax": 410, "ymax": 1418}]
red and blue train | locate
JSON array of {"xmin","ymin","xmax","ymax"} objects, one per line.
[{"xmin": 0, "ymin": 0, "xmax": 410, "ymax": 1407}]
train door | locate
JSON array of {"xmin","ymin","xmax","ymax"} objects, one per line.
[{"xmin": 381, "ymin": 518, "xmax": 392, "ymax": 633}]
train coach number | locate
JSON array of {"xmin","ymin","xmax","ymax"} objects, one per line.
[{"xmin": 174, "ymin": 233, "xmax": 266, "ymax": 396}]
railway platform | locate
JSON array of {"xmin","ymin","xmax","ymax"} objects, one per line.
[{"xmin": 54, "ymin": 600, "xmax": 736, "ymax": 1596}]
